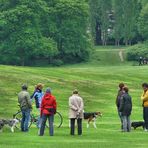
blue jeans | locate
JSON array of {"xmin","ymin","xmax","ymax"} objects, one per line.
[
  {"xmin": 39, "ymin": 114, "xmax": 54, "ymax": 136},
  {"xmin": 36, "ymin": 108, "xmax": 41, "ymax": 128},
  {"xmin": 21, "ymin": 109, "xmax": 30, "ymax": 132},
  {"xmin": 121, "ymin": 115, "xmax": 131, "ymax": 132}
]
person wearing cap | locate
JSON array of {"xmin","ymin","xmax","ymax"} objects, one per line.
[
  {"xmin": 141, "ymin": 83, "xmax": 148, "ymax": 132},
  {"xmin": 119, "ymin": 86, "xmax": 132, "ymax": 132},
  {"xmin": 39, "ymin": 88, "xmax": 57, "ymax": 136},
  {"xmin": 69, "ymin": 90, "xmax": 84, "ymax": 135},
  {"xmin": 116, "ymin": 83, "xmax": 124, "ymax": 130},
  {"xmin": 18, "ymin": 84, "xmax": 32, "ymax": 132},
  {"xmin": 31, "ymin": 83, "xmax": 44, "ymax": 128}
]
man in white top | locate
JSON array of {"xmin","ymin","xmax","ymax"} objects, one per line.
[{"xmin": 69, "ymin": 89, "xmax": 84, "ymax": 135}]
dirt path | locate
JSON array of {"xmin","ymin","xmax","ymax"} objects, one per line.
[{"xmin": 118, "ymin": 49, "xmax": 124, "ymax": 62}]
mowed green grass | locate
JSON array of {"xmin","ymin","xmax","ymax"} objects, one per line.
[{"xmin": 0, "ymin": 47, "xmax": 148, "ymax": 148}]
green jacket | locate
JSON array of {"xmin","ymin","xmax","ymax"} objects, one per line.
[{"xmin": 18, "ymin": 90, "xmax": 32, "ymax": 110}]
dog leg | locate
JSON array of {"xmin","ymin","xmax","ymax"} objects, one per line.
[
  {"xmin": 87, "ymin": 123, "xmax": 89, "ymax": 128},
  {"xmin": 0, "ymin": 129, "xmax": 3, "ymax": 133},
  {"xmin": 87, "ymin": 119, "xmax": 91, "ymax": 128},
  {"xmin": 11, "ymin": 126, "xmax": 14, "ymax": 133},
  {"xmin": 93, "ymin": 118, "xmax": 97, "ymax": 128}
]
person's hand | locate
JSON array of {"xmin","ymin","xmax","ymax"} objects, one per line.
[{"xmin": 76, "ymin": 112, "xmax": 80, "ymax": 119}]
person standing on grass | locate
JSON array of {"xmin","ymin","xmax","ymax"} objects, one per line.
[
  {"xmin": 69, "ymin": 89, "xmax": 84, "ymax": 136},
  {"xmin": 116, "ymin": 83, "xmax": 125, "ymax": 130},
  {"xmin": 18, "ymin": 84, "xmax": 32, "ymax": 132},
  {"xmin": 141, "ymin": 83, "xmax": 148, "ymax": 132},
  {"xmin": 39, "ymin": 88, "xmax": 57, "ymax": 136},
  {"xmin": 119, "ymin": 86, "xmax": 132, "ymax": 132},
  {"xmin": 31, "ymin": 83, "xmax": 44, "ymax": 128}
]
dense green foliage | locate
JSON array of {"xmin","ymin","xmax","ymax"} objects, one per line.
[
  {"xmin": 138, "ymin": 3, "xmax": 148, "ymax": 40},
  {"xmin": 127, "ymin": 41, "xmax": 148, "ymax": 61},
  {"xmin": 0, "ymin": 0, "xmax": 90, "ymax": 66}
]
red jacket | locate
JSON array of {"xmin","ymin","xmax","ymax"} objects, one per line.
[{"xmin": 40, "ymin": 93, "xmax": 57, "ymax": 116}]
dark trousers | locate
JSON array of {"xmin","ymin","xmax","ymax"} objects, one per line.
[
  {"xmin": 39, "ymin": 114, "xmax": 54, "ymax": 136},
  {"xmin": 70, "ymin": 118, "xmax": 82, "ymax": 135},
  {"xmin": 118, "ymin": 110, "xmax": 123, "ymax": 130},
  {"xmin": 143, "ymin": 107, "xmax": 148, "ymax": 129}
]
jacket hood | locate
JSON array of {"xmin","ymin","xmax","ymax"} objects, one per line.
[{"xmin": 44, "ymin": 93, "xmax": 51, "ymax": 100}]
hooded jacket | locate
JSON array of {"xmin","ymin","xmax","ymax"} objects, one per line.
[{"xmin": 40, "ymin": 93, "xmax": 57, "ymax": 116}]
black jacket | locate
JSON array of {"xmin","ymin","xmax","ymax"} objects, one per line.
[{"xmin": 119, "ymin": 93, "xmax": 132, "ymax": 116}]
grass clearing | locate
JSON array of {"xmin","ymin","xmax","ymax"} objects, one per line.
[{"xmin": 0, "ymin": 47, "xmax": 148, "ymax": 147}]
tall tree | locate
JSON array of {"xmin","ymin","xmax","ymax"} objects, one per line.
[
  {"xmin": 138, "ymin": 3, "xmax": 148, "ymax": 40},
  {"xmin": 88, "ymin": 0, "xmax": 102, "ymax": 45},
  {"xmin": 100, "ymin": 0, "xmax": 112, "ymax": 45},
  {"xmin": 53, "ymin": 0, "xmax": 91, "ymax": 63},
  {"xmin": 122, "ymin": 0, "xmax": 140, "ymax": 45},
  {"xmin": 113, "ymin": 0, "xmax": 124, "ymax": 46},
  {"xmin": 0, "ymin": 0, "xmax": 57, "ymax": 65}
]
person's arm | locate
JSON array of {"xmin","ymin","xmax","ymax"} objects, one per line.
[
  {"xmin": 116, "ymin": 91, "xmax": 119, "ymax": 107},
  {"xmin": 30, "ymin": 90, "xmax": 36, "ymax": 99},
  {"xmin": 53, "ymin": 98, "xmax": 57, "ymax": 114},
  {"xmin": 119, "ymin": 96, "xmax": 124, "ymax": 112},
  {"xmin": 40, "ymin": 96, "xmax": 44, "ymax": 117},
  {"xmin": 69, "ymin": 97, "xmax": 78, "ymax": 111},
  {"xmin": 26, "ymin": 93, "xmax": 32, "ymax": 109},
  {"xmin": 141, "ymin": 91, "xmax": 148, "ymax": 102},
  {"xmin": 78, "ymin": 98, "xmax": 84, "ymax": 113},
  {"xmin": 130, "ymin": 96, "xmax": 132, "ymax": 112}
]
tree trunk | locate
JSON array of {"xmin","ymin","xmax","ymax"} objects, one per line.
[
  {"xmin": 125, "ymin": 39, "xmax": 128, "ymax": 46},
  {"xmin": 95, "ymin": 21, "xmax": 102, "ymax": 45}
]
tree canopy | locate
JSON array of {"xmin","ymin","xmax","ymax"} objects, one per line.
[{"xmin": 0, "ymin": 0, "xmax": 91, "ymax": 66}]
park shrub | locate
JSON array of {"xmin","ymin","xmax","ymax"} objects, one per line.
[{"xmin": 127, "ymin": 41, "xmax": 148, "ymax": 61}]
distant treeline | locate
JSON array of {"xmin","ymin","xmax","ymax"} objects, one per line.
[
  {"xmin": 89, "ymin": 0, "xmax": 148, "ymax": 46},
  {"xmin": 0, "ymin": 0, "xmax": 148, "ymax": 66}
]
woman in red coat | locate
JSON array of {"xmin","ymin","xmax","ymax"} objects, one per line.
[{"xmin": 39, "ymin": 88, "xmax": 57, "ymax": 136}]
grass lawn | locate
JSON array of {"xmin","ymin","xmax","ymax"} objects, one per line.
[{"xmin": 0, "ymin": 47, "xmax": 148, "ymax": 148}]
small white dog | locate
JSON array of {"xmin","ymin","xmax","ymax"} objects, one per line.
[{"xmin": 0, "ymin": 119, "xmax": 19, "ymax": 133}]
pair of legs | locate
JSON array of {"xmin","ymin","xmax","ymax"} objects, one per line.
[
  {"xmin": 143, "ymin": 107, "xmax": 148, "ymax": 130},
  {"xmin": 39, "ymin": 114, "xmax": 54, "ymax": 136},
  {"xmin": 70, "ymin": 118, "xmax": 82, "ymax": 135},
  {"xmin": 21, "ymin": 109, "xmax": 30, "ymax": 132},
  {"xmin": 118, "ymin": 110, "xmax": 123, "ymax": 130},
  {"xmin": 121, "ymin": 115, "xmax": 131, "ymax": 132},
  {"xmin": 36, "ymin": 108, "xmax": 41, "ymax": 128}
]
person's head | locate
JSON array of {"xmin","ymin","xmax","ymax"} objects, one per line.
[
  {"xmin": 73, "ymin": 89, "xmax": 79, "ymax": 95},
  {"xmin": 22, "ymin": 84, "xmax": 28, "ymax": 90},
  {"xmin": 35, "ymin": 83, "xmax": 44, "ymax": 90},
  {"xmin": 46, "ymin": 88, "xmax": 51, "ymax": 94},
  {"xmin": 142, "ymin": 83, "xmax": 148, "ymax": 91},
  {"xmin": 123, "ymin": 86, "xmax": 129, "ymax": 93},
  {"xmin": 119, "ymin": 83, "xmax": 124, "ymax": 90}
]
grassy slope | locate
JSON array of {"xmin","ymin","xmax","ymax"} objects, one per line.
[{"xmin": 0, "ymin": 47, "xmax": 148, "ymax": 148}]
